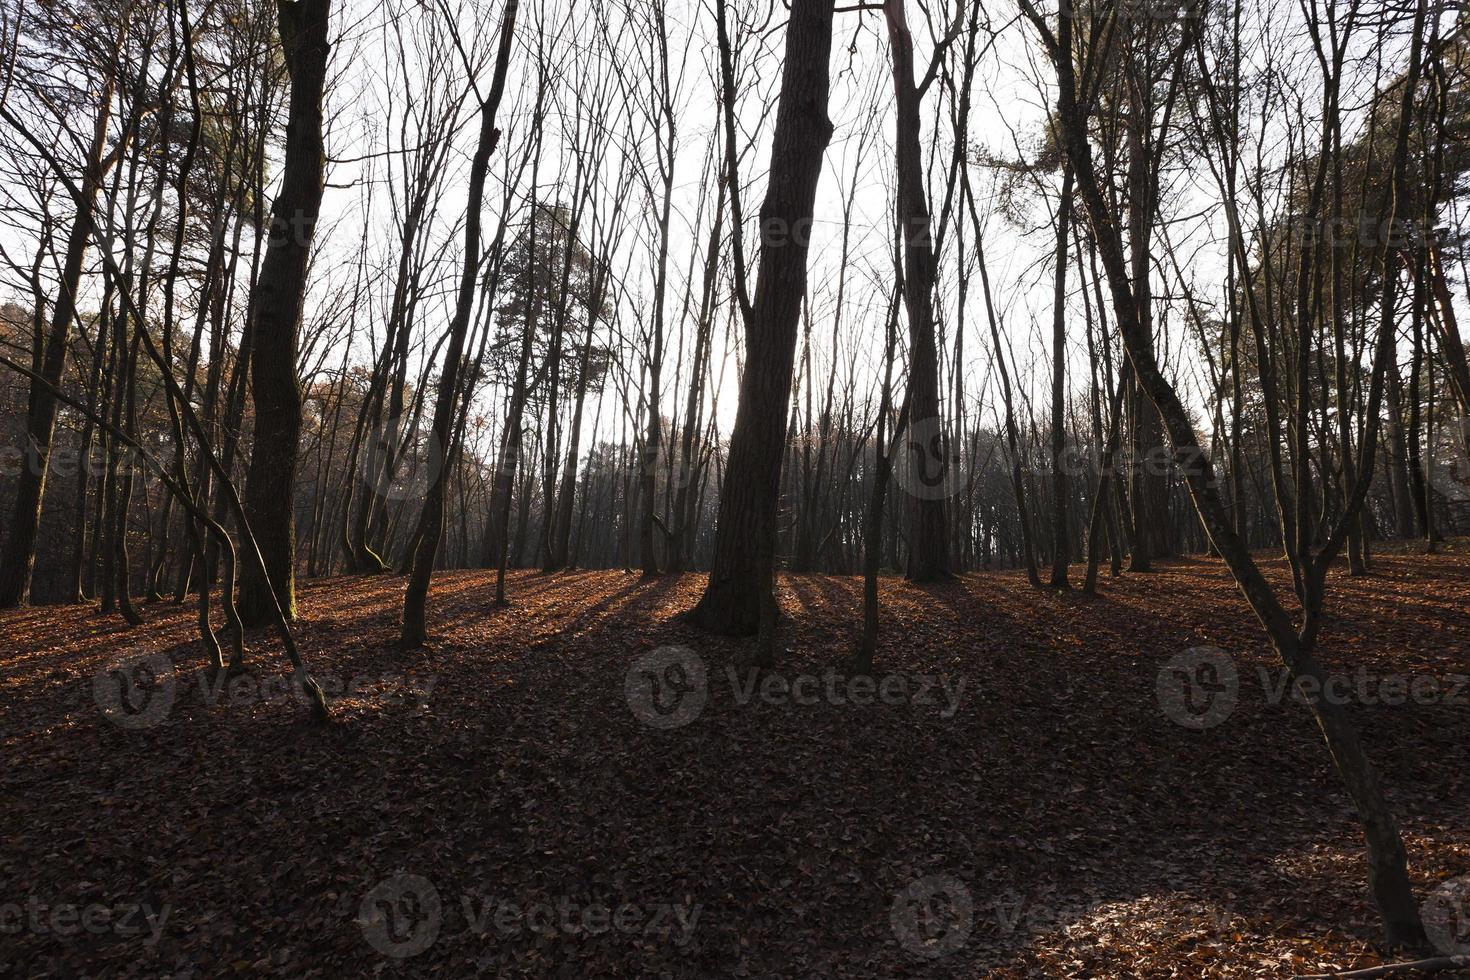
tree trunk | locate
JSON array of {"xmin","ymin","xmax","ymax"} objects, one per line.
[
  {"xmin": 237, "ymin": 0, "xmax": 332, "ymax": 625},
  {"xmin": 688, "ymin": 0, "xmax": 836, "ymax": 636},
  {"xmin": 1049, "ymin": 165, "xmax": 1074, "ymax": 588},
  {"xmin": 0, "ymin": 38, "xmax": 124, "ymax": 608},
  {"xmin": 887, "ymin": 0, "xmax": 950, "ymax": 583},
  {"xmin": 401, "ymin": 0, "xmax": 518, "ymax": 647}
]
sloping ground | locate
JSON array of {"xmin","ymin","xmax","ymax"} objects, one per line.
[{"xmin": 2, "ymin": 545, "xmax": 1469, "ymax": 977}]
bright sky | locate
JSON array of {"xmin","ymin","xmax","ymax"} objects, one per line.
[{"xmin": 0, "ymin": 0, "xmax": 1446, "ymax": 466}]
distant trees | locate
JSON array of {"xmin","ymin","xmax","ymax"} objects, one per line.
[{"xmin": 0, "ymin": 0, "xmax": 134, "ymax": 609}]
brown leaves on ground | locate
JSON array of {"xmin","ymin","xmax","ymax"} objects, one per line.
[{"xmin": 2, "ymin": 545, "xmax": 1469, "ymax": 977}]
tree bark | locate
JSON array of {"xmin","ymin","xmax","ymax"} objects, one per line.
[
  {"xmin": 237, "ymin": 0, "xmax": 332, "ymax": 625},
  {"xmin": 887, "ymin": 0, "xmax": 950, "ymax": 583},
  {"xmin": 687, "ymin": 0, "xmax": 836, "ymax": 636}
]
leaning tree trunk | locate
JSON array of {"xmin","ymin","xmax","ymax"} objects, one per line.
[
  {"xmin": 237, "ymin": 0, "xmax": 332, "ymax": 625},
  {"xmin": 401, "ymin": 0, "xmax": 518, "ymax": 647},
  {"xmin": 688, "ymin": 0, "xmax": 836, "ymax": 636},
  {"xmin": 1027, "ymin": 0, "xmax": 1429, "ymax": 946}
]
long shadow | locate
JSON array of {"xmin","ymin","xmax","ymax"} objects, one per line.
[{"xmin": 4, "ymin": 560, "xmax": 1469, "ymax": 975}]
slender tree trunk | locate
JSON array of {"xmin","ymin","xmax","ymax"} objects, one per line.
[
  {"xmin": 0, "ymin": 31, "xmax": 125, "ymax": 608},
  {"xmin": 401, "ymin": 0, "xmax": 518, "ymax": 647},
  {"xmin": 1049, "ymin": 165, "xmax": 1074, "ymax": 587}
]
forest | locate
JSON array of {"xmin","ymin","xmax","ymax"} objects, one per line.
[{"xmin": 1, "ymin": 0, "xmax": 1469, "ymax": 974}]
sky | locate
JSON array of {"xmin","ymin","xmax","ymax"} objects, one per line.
[{"xmin": 0, "ymin": 0, "xmax": 1450, "ymax": 470}]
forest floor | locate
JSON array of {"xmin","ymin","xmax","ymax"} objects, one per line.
[{"xmin": 3, "ymin": 544, "xmax": 1470, "ymax": 977}]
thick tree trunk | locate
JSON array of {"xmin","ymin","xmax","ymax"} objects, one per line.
[
  {"xmin": 887, "ymin": 0, "xmax": 950, "ymax": 583},
  {"xmin": 237, "ymin": 0, "xmax": 332, "ymax": 625},
  {"xmin": 688, "ymin": 0, "xmax": 835, "ymax": 636},
  {"xmin": 1126, "ymin": 108, "xmax": 1167, "ymax": 570}
]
